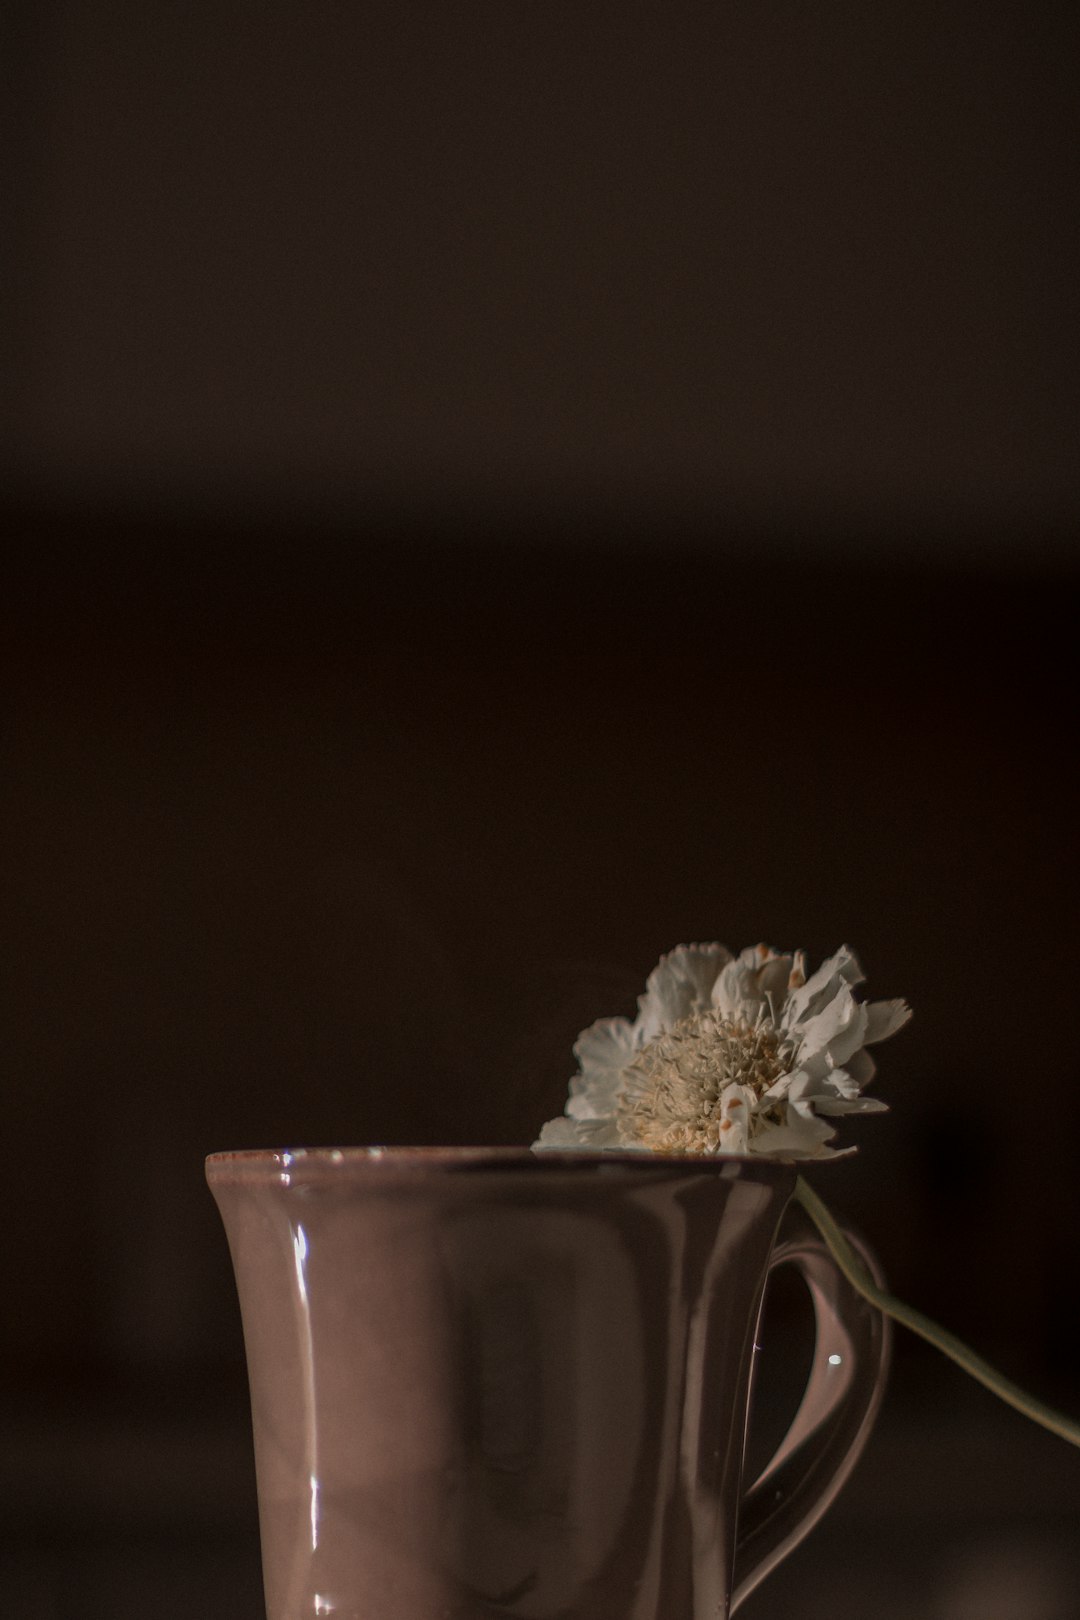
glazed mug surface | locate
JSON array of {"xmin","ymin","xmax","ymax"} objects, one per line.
[{"xmin": 208, "ymin": 1147, "xmax": 888, "ymax": 1619}]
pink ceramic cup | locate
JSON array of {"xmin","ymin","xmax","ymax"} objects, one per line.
[{"xmin": 208, "ymin": 1147, "xmax": 889, "ymax": 1619}]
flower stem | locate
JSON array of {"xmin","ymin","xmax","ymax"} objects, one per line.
[{"xmin": 793, "ymin": 1174, "xmax": 1080, "ymax": 1450}]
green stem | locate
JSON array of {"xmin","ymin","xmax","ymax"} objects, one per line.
[{"xmin": 793, "ymin": 1174, "xmax": 1080, "ymax": 1450}]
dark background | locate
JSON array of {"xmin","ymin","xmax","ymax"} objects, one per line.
[{"xmin": 2, "ymin": 4, "xmax": 1079, "ymax": 1617}]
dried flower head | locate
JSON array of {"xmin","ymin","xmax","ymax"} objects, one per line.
[{"xmin": 534, "ymin": 943, "xmax": 909, "ymax": 1160}]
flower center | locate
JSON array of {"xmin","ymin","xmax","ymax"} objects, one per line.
[{"xmin": 617, "ymin": 1009, "xmax": 798, "ymax": 1152}]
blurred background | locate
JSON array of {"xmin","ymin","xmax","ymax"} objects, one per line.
[{"xmin": 2, "ymin": 3, "xmax": 1078, "ymax": 1616}]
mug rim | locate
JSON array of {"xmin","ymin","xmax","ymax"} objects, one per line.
[{"xmin": 205, "ymin": 1145, "xmax": 802, "ymax": 1186}]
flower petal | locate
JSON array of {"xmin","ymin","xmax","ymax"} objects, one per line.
[
  {"xmin": 757, "ymin": 953, "xmax": 795, "ymax": 1011},
  {"xmin": 533, "ymin": 1115, "xmax": 624, "ymax": 1149},
  {"xmin": 784, "ymin": 944, "xmax": 864, "ymax": 1025},
  {"xmin": 715, "ymin": 1082, "xmax": 756, "ymax": 1154},
  {"xmin": 791, "ymin": 983, "xmax": 868, "ymax": 1065},
  {"xmin": 573, "ymin": 1015, "xmax": 640, "ymax": 1072},
  {"xmin": 750, "ymin": 1107, "xmax": 838, "ymax": 1158},
  {"xmin": 812, "ymin": 1095, "xmax": 890, "ymax": 1116},
  {"xmin": 636, "ymin": 943, "xmax": 731, "ymax": 1039},
  {"xmin": 844, "ymin": 1047, "xmax": 877, "ymax": 1089},
  {"xmin": 566, "ymin": 1087, "xmax": 620, "ymax": 1120},
  {"xmin": 864, "ymin": 998, "xmax": 912, "ymax": 1044},
  {"xmin": 781, "ymin": 1061, "xmax": 890, "ymax": 1117},
  {"xmin": 710, "ymin": 959, "xmax": 748, "ymax": 1018},
  {"xmin": 566, "ymin": 1016, "xmax": 640, "ymax": 1117},
  {"xmin": 787, "ymin": 1064, "xmax": 852, "ymax": 1100},
  {"xmin": 712, "ymin": 945, "xmax": 797, "ymax": 1021}
]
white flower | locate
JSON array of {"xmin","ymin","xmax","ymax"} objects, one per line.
[{"xmin": 534, "ymin": 942, "xmax": 910, "ymax": 1160}]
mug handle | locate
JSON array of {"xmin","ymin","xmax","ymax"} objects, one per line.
[{"xmin": 730, "ymin": 1202, "xmax": 891, "ymax": 1613}]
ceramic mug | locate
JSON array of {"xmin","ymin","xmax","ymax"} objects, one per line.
[{"xmin": 208, "ymin": 1147, "xmax": 889, "ymax": 1619}]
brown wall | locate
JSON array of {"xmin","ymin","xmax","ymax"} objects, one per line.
[{"xmin": 2, "ymin": 4, "xmax": 1078, "ymax": 1613}]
